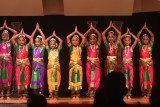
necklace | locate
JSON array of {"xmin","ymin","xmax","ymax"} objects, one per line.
[
  {"xmin": 2, "ymin": 42, "xmax": 6, "ymax": 49},
  {"xmin": 73, "ymin": 46, "xmax": 78, "ymax": 55},
  {"xmin": 143, "ymin": 45, "xmax": 148, "ymax": 53},
  {"xmin": 90, "ymin": 44, "xmax": 95, "ymax": 52},
  {"xmin": 109, "ymin": 43, "xmax": 114, "ymax": 54},
  {"xmin": 125, "ymin": 46, "xmax": 130, "ymax": 57},
  {"xmin": 19, "ymin": 46, "xmax": 25, "ymax": 56},
  {"xmin": 51, "ymin": 49, "xmax": 56, "ymax": 59},
  {"xmin": 34, "ymin": 47, "xmax": 40, "ymax": 57}
]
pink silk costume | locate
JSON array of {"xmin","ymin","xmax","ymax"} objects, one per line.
[
  {"xmin": 85, "ymin": 41, "xmax": 101, "ymax": 91},
  {"xmin": 121, "ymin": 44, "xmax": 135, "ymax": 91},
  {"xmin": 0, "ymin": 40, "xmax": 13, "ymax": 90}
]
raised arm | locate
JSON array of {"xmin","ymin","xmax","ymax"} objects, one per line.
[
  {"xmin": 111, "ymin": 21, "xmax": 121, "ymax": 40},
  {"xmin": 31, "ymin": 24, "xmax": 38, "ymax": 38},
  {"xmin": 37, "ymin": 23, "xmax": 45, "ymax": 44},
  {"xmin": 121, "ymin": 27, "xmax": 129, "ymax": 39},
  {"xmin": 137, "ymin": 25, "xmax": 145, "ymax": 42},
  {"xmin": 45, "ymin": 34, "xmax": 54, "ymax": 46},
  {"xmin": 144, "ymin": 23, "xmax": 154, "ymax": 41},
  {"xmin": 66, "ymin": 27, "xmax": 76, "ymax": 43},
  {"xmin": 4, "ymin": 20, "xmax": 17, "ymax": 35},
  {"xmin": 76, "ymin": 26, "xmax": 85, "ymax": 44},
  {"xmin": 84, "ymin": 27, "xmax": 92, "ymax": 37},
  {"xmin": 102, "ymin": 21, "xmax": 112, "ymax": 41},
  {"xmin": 120, "ymin": 30, "xmax": 128, "ymax": 46},
  {"xmin": 11, "ymin": 32, "xmax": 22, "ymax": 45},
  {"xmin": 30, "ymin": 24, "xmax": 38, "ymax": 45},
  {"xmin": 91, "ymin": 24, "xmax": 101, "ymax": 42},
  {"xmin": 53, "ymin": 31, "xmax": 63, "ymax": 46},
  {"xmin": 83, "ymin": 28, "xmax": 91, "ymax": 43},
  {"xmin": 0, "ymin": 24, "xmax": 4, "ymax": 30},
  {"xmin": 22, "ymin": 29, "xmax": 32, "ymax": 44},
  {"xmin": 128, "ymin": 29, "xmax": 138, "ymax": 45}
]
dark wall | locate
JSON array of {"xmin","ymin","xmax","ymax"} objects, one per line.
[{"xmin": 1, "ymin": 11, "xmax": 160, "ymax": 97}]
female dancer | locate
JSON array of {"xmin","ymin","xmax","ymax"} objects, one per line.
[
  {"xmin": 137, "ymin": 23, "xmax": 154, "ymax": 99},
  {"xmin": 11, "ymin": 29, "xmax": 31, "ymax": 100},
  {"xmin": 84, "ymin": 23, "xmax": 101, "ymax": 98},
  {"xmin": 30, "ymin": 23, "xmax": 46, "ymax": 95},
  {"xmin": 0, "ymin": 20, "xmax": 17, "ymax": 100},
  {"xmin": 102, "ymin": 21, "xmax": 121, "ymax": 75},
  {"xmin": 46, "ymin": 31, "xmax": 63, "ymax": 100},
  {"xmin": 66, "ymin": 26, "xmax": 85, "ymax": 100},
  {"xmin": 120, "ymin": 28, "xmax": 137, "ymax": 99}
]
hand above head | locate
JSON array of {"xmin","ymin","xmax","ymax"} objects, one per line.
[
  {"xmin": 141, "ymin": 22, "xmax": 146, "ymax": 30},
  {"xmin": 3, "ymin": 20, "xmax": 7, "ymax": 28},
  {"xmin": 53, "ymin": 30, "xmax": 56, "ymax": 36},
  {"xmin": 144, "ymin": 22, "xmax": 147, "ymax": 28},
  {"xmin": 127, "ymin": 27, "xmax": 130, "ymax": 33},
  {"xmin": 75, "ymin": 26, "xmax": 78, "ymax": 32},
  {"xmin": 90, "ymin": 22, "xmax": 94, "ymax": 29},
  {"xmin": 36, "ymin": 22, "xmax": 40, "ymax": 30},
  {"xmin": 20, "ymin": 28, "xmax": 24, "ymax": 34},
  {"xmin": 110, "ymin": 20, "xmax": 113, "ymax": 27}
]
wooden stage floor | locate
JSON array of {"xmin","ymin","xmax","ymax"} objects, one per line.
[{"xmin": 0, "ymin": 97, "xmax": 150, "ymax": 107}]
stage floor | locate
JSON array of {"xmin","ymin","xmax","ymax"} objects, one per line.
[{"xmin": 0, "ymin": 97, "xmax": 149, "ymax": 104}]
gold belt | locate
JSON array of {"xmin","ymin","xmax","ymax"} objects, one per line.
[
  {"xmin": 140, "ymin": 57, "xmax": 152, "ymax": 62},
  {"xmin": 123, "ymin": 58, "xmax": 132, "ymax": 63},
  {"xmin": 71, "ymin": 58, "xmax": 81, "ymax": 61},
  {"xmin": 87, "ymin": 56, "xmax": 98, "ymax": 61},
  {"xmin": 0, "ymin": 54, "xmax": 10, "ymax": 56},
  {"xmin": 16, "ymin": 58, "xmax": 28, "ymax": 63},
  {"xmin": 48, "ymin": 61, "xmax": 59, "ymax": 64},
  {"xmin": 33, "ymin": 58, "xmax": 43, "ymax": 61},
  {"xmin": 107, "ymin": 56, "xmax": 117, "ymax": 61}
]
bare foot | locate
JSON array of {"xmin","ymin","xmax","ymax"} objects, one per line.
[
  {"xmin": 53, "ymin": 98, "xmax": 57, "ymax": 100},
  {"xmin": 142, "ymin": 96, "xmax": 146, "ymax": 99},
  {"xmin": 90, "ymin": 97, "xmax": 94, "ymax": 99},
  {"xmin": 127, "ymin": 96, "xmax": 131, "ymax": 100},
  {"xmin": 72, "ymin": 97, "xmax": 76, "ymax": 100},
  {"xmin": 18, "ymin": 97, "xmax": 23, "ymax": 100},
  {"xmin": 76, "ymin": 97, "xmax": 79, "ymax": 100},
  {"xmin": 50, "ymin": 97, "xmax": 54, "ymax": 100},
  {"xmin": 6, "ymin": 97, "xmax": 11, "ymax": 100},
  {"xmin": 23, "ymin": 96, "xmax": 27, "ymax": 100},
  {"xmin": 146, "ymin": 96, "xmax": 150, "ymax": 99},
  {"xmin": 123, "ymin": 96, "xmax": 127, "ymax": 100},
  {"xmin": 0, "ymin": 97, "xmax": 4, "ymax": 100}
]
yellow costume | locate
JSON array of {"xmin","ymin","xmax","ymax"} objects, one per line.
[
  {"xmin": 46, "ymin": 45, "xmax": 61, "ymax": 97},
  {"xmin": 68, "ymin": 42, "xmax": 84, "ymax": 97}
]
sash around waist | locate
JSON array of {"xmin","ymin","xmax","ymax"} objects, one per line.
[
  {"xmin": 33, "ymin": 58, "xmax": 43, "ymax": 61},
  {"xmin": 140, "ymin": 57, "xmax": 152, "ymax": 62},
  {"xmin": 107, "ymin": 56, "xmax": 117, "ymax": 61}
]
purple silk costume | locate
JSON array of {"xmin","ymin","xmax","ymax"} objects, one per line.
[{"xmin": 30, "ymin": 44, "xmax": 45, "ymax": 92}]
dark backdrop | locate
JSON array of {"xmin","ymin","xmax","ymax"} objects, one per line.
[{"xmin": 1, "ymin": 11, "xmax": 160, "ymax": 97}]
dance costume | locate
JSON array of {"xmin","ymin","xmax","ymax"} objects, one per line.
[
  {"xmin": 85, "ymin": 41, "xmax": 101, "ymax": 97},
  {"xmin": 46, "ymin": 44, "xmax": 61, "ymax": 98},
  {"xmin": 0, "ymin": 40, "xmax": 13, "ymax": 97}
]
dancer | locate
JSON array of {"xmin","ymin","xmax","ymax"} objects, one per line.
[
  {"xmin": 137, "ymin": 23, "xmax": 154, "ymax": 99},
  {"xmin": 102, "ymin": 20, "xmax": 121, "ymax": 75},
  {"xmin": 0, "ymin": 20, "xmax": 17, "ymax": 100},
  {"xmin": 46, "ymin": 31, "xmax": 62, "ymax": 100},
  {"xmin": 30, "ymin": 23, "xmax": 46, "ymax": 95},
  {"xmin": 66, "ymin": 26, "xmax": 85, "ymax": 100},
  {"xmin": 84, "ymin": 23, "xmax": 101, "ymax": 98},
  {"xmin": 11, "ymin": 29, "xmax": 31, "ymax": 100},
  {"xmin": 120, "ymin": 28, "xmax": 137, "ymax": 99}
]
